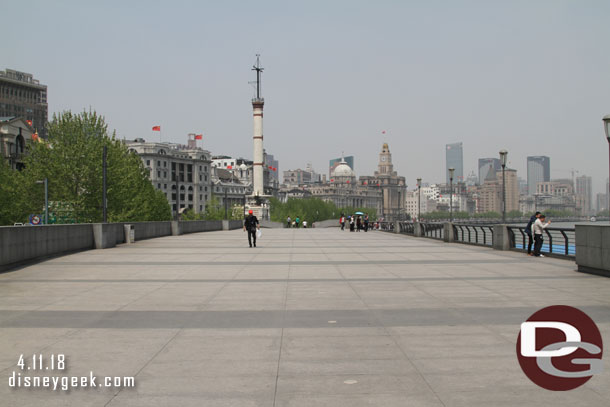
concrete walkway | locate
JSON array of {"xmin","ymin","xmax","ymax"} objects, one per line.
[{"xmin": 1, "ymin": 228, "xmax": 609, "ymax": 406}]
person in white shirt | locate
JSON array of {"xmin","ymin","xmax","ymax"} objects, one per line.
[{"xmin": 532, "ymin": 214, "xmax": 551, "ymax": 257}]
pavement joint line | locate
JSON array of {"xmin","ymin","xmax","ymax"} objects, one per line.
[
  {"xmin": 103, "ymin": 257, "xmax": 249, "ymax": 406},
  {"xmin": 0, "ymin": 275, "xmax": 592, "ymax": 284},
  {"xmin": 330, "ymin": 252, "xmax": 448, "ymax": 406}
]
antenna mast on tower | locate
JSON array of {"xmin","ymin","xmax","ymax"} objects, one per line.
[{"xmin": 252, "ymin": 54, "xmax": 264, "ymax": 101}]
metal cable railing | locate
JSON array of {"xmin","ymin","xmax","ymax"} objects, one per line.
[
  {"xmin": 507, "ymin": 226, "xmax": 575, "ymax": 257},
  {"xmin": 452, "ymin": 224, "xmax": 495, "ymax": 247}
]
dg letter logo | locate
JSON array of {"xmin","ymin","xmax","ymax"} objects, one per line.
[{"xmin": 517, "ymin": 305, "xmax": 603, "ymax": 391}]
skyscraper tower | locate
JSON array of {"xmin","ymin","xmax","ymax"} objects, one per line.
[
  {"xmin": 252, "ymin": 55, "xmax": 265, "ymax": 198},
  {"xmin": 446, "ymin": 142, "xmax": 463, "ymax": 184}
]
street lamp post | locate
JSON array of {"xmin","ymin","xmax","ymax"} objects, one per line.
[
  {"xmin": 102, "ymin": 145, "xmax": 107, "ymax": 223},
  {"xmin": 499, "ymin": 149, "xmax": 508, "ymax": 223},
  {"xmin": 35, "ymin": 178, "xmax": 48, "ymax": 224},
  {"xmin": 448, "ymin": 168, "xmax": 455, "ymax": 222},
  {"xmin": 417, "ymin": 178, "xmax": 422, "ymax": 221},
  {"xmin": 602, "ymin": 114, "xmax": 610, "ymax": 220}
]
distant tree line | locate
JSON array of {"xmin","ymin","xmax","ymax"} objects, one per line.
[{"xmin": 269, "ymin": 197, "xmax": 377, "ymax": 224}]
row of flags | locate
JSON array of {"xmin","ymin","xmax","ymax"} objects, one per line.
[{"xmin": 152, "ymin": 126, "xmax": 202, "ymax": 140}]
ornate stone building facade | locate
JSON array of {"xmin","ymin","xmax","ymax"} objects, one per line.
[
  {"xmin": 126, "ymin": 138, "xmax": 212, "ymax": 217},
  {"xmin": 360, "ymin": 143, "xmax": 406, "ymax": 220},
  {"xmin": 307, "ymin": 158, "xmax": 383, "ymax": 212}
]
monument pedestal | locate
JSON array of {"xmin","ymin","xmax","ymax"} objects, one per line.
[{"xmin": 245, "ymin": 195, "xmax": 271, "ymax": 221}]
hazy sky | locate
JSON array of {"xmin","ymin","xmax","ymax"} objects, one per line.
[{"xmin": 3, "ymin": 0, "xmax": 610, "ymax": 194}]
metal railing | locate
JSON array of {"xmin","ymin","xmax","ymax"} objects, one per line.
[
  {"xmin": 421, "ymin": 222, "xmax": 444, "ymax": 240},
  {"xmin": 398, "ymin": 221, "xmax": 414, "ymax": 235},
  {"xmin": 452, "ymin": 224, "xmax": 495, "ymax": 247},
  {"xmin": 378, "ymin": 221, "xmax": 394, "ymax": 231},
  {"xmin": 507, "ymin": 226, "xmax": 575, "ymax": 257}
]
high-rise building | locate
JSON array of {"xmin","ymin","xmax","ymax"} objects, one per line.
[
  {"xmin": 476, "ymin": 168, "xmax": 518, "ymax": 214},
  {"xmin": 527, "ymin": 156, "xmax": 550, "ymax": 195},
  {"xmin": 446, "ymin": 142, "xmax": 463, "ymax": 184},
  {"xmin": 478, "ymin": 158, "xmax": 501, "ymax": 186},
  {"xmin": 0, "ymin": 69, "xmax": 48, "ymax": 139},
  {"xmin": 575, "ymin": 175, "xmax": 593, "ymax": 216}
]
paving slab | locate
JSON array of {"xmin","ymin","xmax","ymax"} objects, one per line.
[{"xmin": 0, "ymin": 228, "xmax": 609, "ymax": 406}]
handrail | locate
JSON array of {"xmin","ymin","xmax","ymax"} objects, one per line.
[{"xmin": 507, "ymin": 226, "xmax": 575, "ymax": 258}]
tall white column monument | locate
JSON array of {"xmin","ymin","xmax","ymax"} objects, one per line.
[{"xmin": 247, "ymin": 55, "xmax": 270, "ymax": 219}]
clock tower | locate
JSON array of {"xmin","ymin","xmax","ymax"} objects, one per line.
[
  {"xmin": 366, "ymin": 142, "xmax": 406, "ymax": 220},
  {"xmin": 378, "ymin": 143, "xmax": 394, "ymax": 175}
]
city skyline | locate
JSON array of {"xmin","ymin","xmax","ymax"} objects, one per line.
[{"xmin": 2, "ymin": 1, "xmax": 609, "ymax": 195}]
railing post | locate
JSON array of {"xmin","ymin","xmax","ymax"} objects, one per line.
[
  {"xmin": 493, "ymin": 224, "xmax": 510, "ymax": 251},
  {"xmin": 414, "ymin": 221, "xmax": 423, "ymax": 237},
  {"xmin": 394, "ymin": 221, "xmax": 400, "ymax": 234},
  {"xmin": 443, "ymin": 222, "xmax": 455, "ymax": 242},
  {"xmin": 171, "ymin": 221, "xmax": 182, "ymax": 236}
]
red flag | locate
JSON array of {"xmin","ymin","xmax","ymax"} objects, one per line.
[
  {"xmin": 32, "ymin": 132, "xmax": 39, "ymax": 141},
  {"xmin": 227, "ymin": 165, "xmax": 232, "ymax": 169},
  {"xmin": 382, "ymin": 130, "xmax": 386, "ymax": 134},
  {"xmin": 26, "ymin": 120, "xmax": 33, "ymax": 126},
  {"xmin": 152, "ymin": 126, "xmax": 161, "ymax": 131},
  {"xmin": 195, "ymin": 134, "xmax": 203, "ymax": 140},
  {"xmin": 273, "ymin": 167, "xmax": 276, "ymax": 171},
  {"xmin": 330, "ymin": 179, "xmax": 334, "ymax": 182}
]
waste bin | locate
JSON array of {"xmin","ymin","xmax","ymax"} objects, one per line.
[{"xmin": 124, "ymin": 224, "xmax": 135, "ymax": 244}]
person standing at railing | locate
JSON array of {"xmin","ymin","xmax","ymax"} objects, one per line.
[
  {"xmin": 533, "ymin": 214, "xmax": 551, "ymax": 258},
  {"xmin": 525, "ymin": 211, "xmax": 541, "ymax": 256}
]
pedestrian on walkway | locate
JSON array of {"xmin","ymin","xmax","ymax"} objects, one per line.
[
  {"xmin": 340, "ymin": 213, "xmax": 346, "ymax": 230},
  {"xmin": 525, "ymin": 211, "xmax": 541, "ymax": 255},
  {"xmin": 243, "ymin": 209, "xmax": 260, "ymax": 248},
  {"xmin": 532, "ymin": 214, "xmax": 551, "ymax": 257},
  {"xmin": 286, "ymin": 216, "xmax": 291, "ymax": 228},
  {"xmin": 303, "ymin": 220, "xmax": 307, "ymax": 228},
  {"xmin": 349, "ymin": 215, "xmax": 355, "ymax": 232},
  {"xmin": 356, "ymin": 215, "xmax": 362, "ymax": 232},
  {"xmin": 364, "ymin": 213, "xmax": 369, "ymax": 232},
  {"xmin": 295, "ymin": 216, "xmax": 300, "ymax": 228}
]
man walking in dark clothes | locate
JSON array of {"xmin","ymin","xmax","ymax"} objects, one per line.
[{"xmin": 244, "ymin": 209, "xmax": 260, "ymax": 247}]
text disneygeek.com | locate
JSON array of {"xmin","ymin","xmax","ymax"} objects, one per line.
[{"xmin": 7, "ymin": 354, "xmax": 135, "ymax": 391}]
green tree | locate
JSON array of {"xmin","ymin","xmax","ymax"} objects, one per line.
[
  {"xmin": 0, "ymin": 156, "xmax": 30, "ymax": 225},
  {"xmin": 20, "ymin": 110, "xmax": 171, "ymax": 224},
  {"xmin": 203, "ymin": 194, "xmax": 225, "ymax": 220}
]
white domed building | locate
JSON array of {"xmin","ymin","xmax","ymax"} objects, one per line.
[{"xmin": 308, "ymin": 157, "xmax": 382, "ymax": 212}]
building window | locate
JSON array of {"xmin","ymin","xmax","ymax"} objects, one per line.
[
  {"xmin": 157, "ymin": 171, "xmax": 160, "ymax": 178},
  {"xmin": 157, "ymin": 161, "xmax": 161, "ymax": 167},
  {"xmin": 157, "ymin": 183, "xmax": 161, "ymax": 188},
  {"xmin": 146, "ymin": 160, "xmax": 150, "ymax": 166},
  {"xmin": 164, "ymin": 184, "xmax": 167, "ymax": 188}
]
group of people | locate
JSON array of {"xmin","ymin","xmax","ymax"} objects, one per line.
[
  {"xmin": 339, "ymin": 213, "xmax": 371, "ymax": 232},
  {"xmin": 525, "ymin": 211, "xmax": 551, "ymax": 257},
  {"xmin": 285, "ymin": 216, "xmax": 308, "ymax": 228}
]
